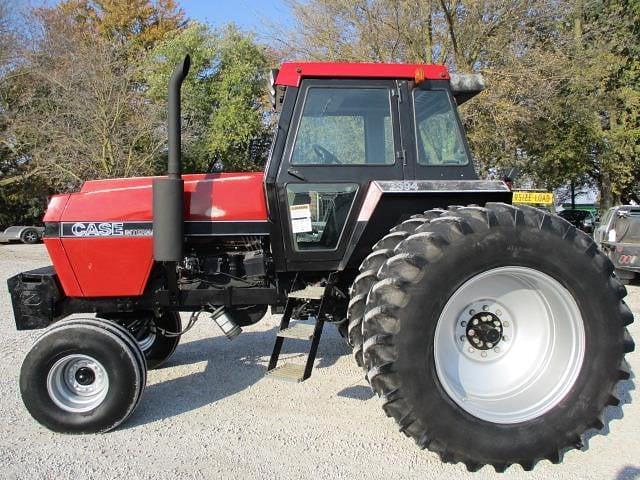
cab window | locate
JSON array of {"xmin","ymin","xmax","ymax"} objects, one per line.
[
  {"xmin": 286, "ymin": 183, "xmax": 358, "ymax": 251},
  {"xmin": 291, "ymin": 88, "xmax": 394, "ymax": 165},
  {"xmin": 413, "ymin": 90, "xmax": 469, "ymax": 166}
]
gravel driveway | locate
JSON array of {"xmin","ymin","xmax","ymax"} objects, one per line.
[{"xmin": 1, "ymin": 244, "xmax": 638, "ymax": 479}]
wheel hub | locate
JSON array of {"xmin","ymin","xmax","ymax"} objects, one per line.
[
  {"xmin": 74, "ymin": 367, "xmax": 96, "ymax": 386},
  {"xmin": 466, "ymin": 311, "xmax": 503, "ymax": 349},
  {"xmin": 456, "ymin": 301, "xmax": 514, "ymax": 361},
  {"xmin": 47, "ymin": 354, "xmax": 109, "ymax": 413}
]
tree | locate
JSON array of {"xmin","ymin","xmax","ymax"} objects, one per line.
[
  {"xmin": 53, "ymin": 0, "xmax": 185, "ymax": 51},
  {"xmin": 2, "ymin": 6, "xmax": 166, "ymax": 188},
  {"xmin": 145, "ymin": 23, "xmax": 272, "ymax": 172}
]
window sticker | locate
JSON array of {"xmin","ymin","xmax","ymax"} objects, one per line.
[{"xmin": 290, "ymin": 204, "xmax": 313, "ymax": 233}]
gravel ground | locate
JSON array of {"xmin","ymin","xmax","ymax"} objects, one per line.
[{"xmin": 0, "ymin": 243, "xmax": 638, "ymax": 480}]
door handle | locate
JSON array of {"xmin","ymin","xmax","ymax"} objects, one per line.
[{"xmin": 287, "ymin": 168, "xmax": 306, "ymax": 181}]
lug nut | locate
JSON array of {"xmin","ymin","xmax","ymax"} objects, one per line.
[
  {"xmin": 472, "ymin": 337, "xmax": 480, "ymax": 344},
  {"xmin": 486, "ymin": 342, "xmax": 493, "ymax": 348},
  {"xmin": 493, "ymin": 320, "xmax": 500, "ymax": 326},
  {"xmin": 473, "ymin": 319, "xmax": 479, "ymax": 326},
  {"xmin": 477, "ymin": 340, "xmax": 484, "ymax": 347},
  {"xmin": 468, "ymin": 329, "xmax": 475, "ymax": 336}
]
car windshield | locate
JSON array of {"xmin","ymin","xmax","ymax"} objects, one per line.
[{"xmin": 614, "ymin": 212, "xmax": 640, "ymax": 243}]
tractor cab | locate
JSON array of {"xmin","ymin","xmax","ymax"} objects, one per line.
[{"xmin": 263, "ymin": 62, "xmax": 498, "ymax": 272}]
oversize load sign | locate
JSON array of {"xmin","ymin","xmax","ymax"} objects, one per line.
[
  {"xmin": 62, "ymin": 222, "xmax": 153, "ymax": 237},
  {"xmin": 512, "ymin": 191, "xmax": 554, "ymax": 205}
]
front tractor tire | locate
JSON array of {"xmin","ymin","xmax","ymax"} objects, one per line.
[
  {"xmin": 350, "ymin": 203, "xmax": 634, "ymax": 471},
  {"xmin": 20, "ymin": 318, "xmax": 146, "ymax": 434}
]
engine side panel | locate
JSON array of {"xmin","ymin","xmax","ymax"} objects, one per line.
[{"xmin": 45, "ymin": 173, "xmax": 268, "ymax": 297}]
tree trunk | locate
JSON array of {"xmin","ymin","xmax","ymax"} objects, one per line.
[{"xmin": 600, "ymin": 170, "xmax": 615, "ymax": 212}]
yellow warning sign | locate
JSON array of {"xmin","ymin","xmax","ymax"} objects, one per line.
[{"xmin": 512, "ymin": 191, "xmax": 554, "ymax": 205}]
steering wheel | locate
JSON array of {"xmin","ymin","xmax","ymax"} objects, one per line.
[{"xmin": 312, "ymin": 144, "xmax": 341, "ymax": 164}]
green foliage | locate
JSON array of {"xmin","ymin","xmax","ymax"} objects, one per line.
[{"xmin": 145, "ymin": 23, "xmax": 271, "ymax": 172}]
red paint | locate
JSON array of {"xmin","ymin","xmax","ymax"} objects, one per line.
[
  {"xmin": 276, "ymin": 62, "xmax": 450, "ymax": 87},
  {"xmin": 43, "ymin": 239, "xmax": 83, "ymax": 296},
  {"xmin": 46, "ymin": 172, "xmax": 268, "ymax": 298},
  {"xmin": 62, "ymin": 237, "xmax": 155, "ymax": 297},
  {"xmin": 69, "ymin": 172, "xmax": 268, "ymax": 221},
  {"xmin": 43, "ymin": 194, "xmax": 70, "ymax": 222}
]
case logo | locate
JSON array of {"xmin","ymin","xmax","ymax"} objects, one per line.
[
  {"xmin": 62, "ymin": 222, "xmax": 152, "ymax": 237},
  {"xmin": 71, "ymin": 222, "xmax": 124, "ymax": 237}
]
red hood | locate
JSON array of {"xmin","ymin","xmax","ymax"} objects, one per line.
[{"xmin": 45, "ymin": 172, "xmax": 268, "ymax": 222}]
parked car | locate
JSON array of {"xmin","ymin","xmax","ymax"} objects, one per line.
[
  {"xmin": 594, "ymin": 205, "xmax": 640, "ymax": 284},
  {"xmin": 0, "ymin": 226, "xmax": 44, "ymax": 244},
  {"xmin": 558, "ymin": 208, "xmax": 597, "ymax": 234}
]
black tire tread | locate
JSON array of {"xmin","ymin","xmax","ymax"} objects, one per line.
[{"xmin": 360, "ymin": 202, "xmax": 634, "ymax": 472}]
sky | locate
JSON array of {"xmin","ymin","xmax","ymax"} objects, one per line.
[
  {"xmin": 20, "ymin": 0, "xmax": 295, "ymax": 34},
  {"xmin": 179, "ymin": 0, "xmax": 293, "ymax": 33}
]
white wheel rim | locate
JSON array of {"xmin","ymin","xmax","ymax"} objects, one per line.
[
  {"xmin": 47, "ymin": 354, "xmax": 109, "ymax": 413},
  {"xmin": 434, "ymin": 266, "xmax": 585, "ymax": 424}
]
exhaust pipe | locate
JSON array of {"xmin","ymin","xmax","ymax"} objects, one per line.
[{"xmin": 153, "ymin": 55, "xmax": 191, "ymax": 262}]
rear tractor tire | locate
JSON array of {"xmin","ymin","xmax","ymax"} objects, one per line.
[
  {"xmin": 99, "ymin": 311, "xmax": 181, "ymax": 369},
  {"xmin": 351, "ymin": 203, "xmax": 634, "ymax": 471},
  {"xmin": 20, "ymin": 318, "xmax": 146, "ymax": 433}
]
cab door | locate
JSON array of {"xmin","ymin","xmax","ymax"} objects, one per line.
[{"xmin": 274, "ymin": 79, "xmax": 405, "ymax": 271}]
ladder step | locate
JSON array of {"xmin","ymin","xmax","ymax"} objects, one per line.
[
  {"xmin": 265, "ymin": 363, "xmax": 306, "ymax": 383},
  {"xmin": 288, "ymin": 286, "xmax": 325, "ymax": 300},
  {"xmin": 278, "ymin": 323, "xmax": 315, "ymax": 340}
]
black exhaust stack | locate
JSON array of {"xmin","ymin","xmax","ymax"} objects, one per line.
[{"xmin": 153, "ymin": 55, "xmax": 191, "ymax": 262}]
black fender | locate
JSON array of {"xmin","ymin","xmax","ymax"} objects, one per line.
[{"xmin": 339, "ymin": 180, "xmax": 512, "ymax": 270}]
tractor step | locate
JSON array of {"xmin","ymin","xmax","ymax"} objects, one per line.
[
  {"xmin": 288, "ymin": 286, "xmax": 325, "ymax": 300},
  {"xmin": 264, "ymin": 363, "xmax": 306, "ymax": 382},
  {"xmin": 277, "ymin": 323, "xmax": 315, "ymax": 340},
  {"xmin": 267, "ymin": 276, "xmax": 336, "ymax": 383}
]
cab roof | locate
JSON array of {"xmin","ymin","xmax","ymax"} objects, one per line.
[{"xmin": 275, "ymin": 62, "xmax": 450, "ymax": 87}]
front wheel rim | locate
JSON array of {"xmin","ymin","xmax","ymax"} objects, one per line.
[
  {"xmin": 434, "ymin": 266, "xmax": 585, "ymax": 424},
  {"xmin": 46, "ymin": 354, "xmax": 109, "ymax": 413}
]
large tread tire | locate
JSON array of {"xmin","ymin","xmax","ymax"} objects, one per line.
[
  {"xmin": 360, "ymin": 203, "xmax": 634, "ymax": 471},
  {"xmin": 20, "ymin": 319, "xmax": 146, "ymax": 433},
  {"xmin": 347, "ymin": 210, "xmax": 445, "ymax": 367}
]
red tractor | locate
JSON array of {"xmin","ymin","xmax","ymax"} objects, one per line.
[{"xmin": 8, "ymin": 56, "xmax": 634, "ymax": 471}]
